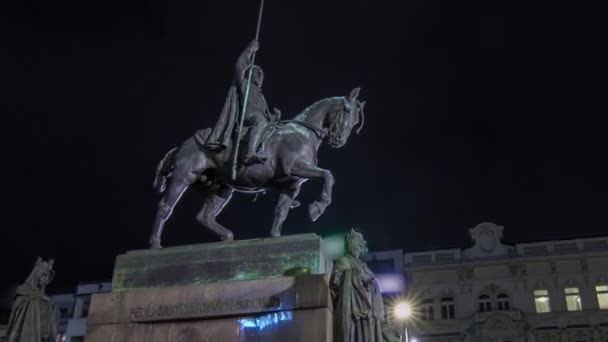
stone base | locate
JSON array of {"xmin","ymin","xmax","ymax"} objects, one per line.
[
  {"xmin": 112, "ymin": 234, "xmax": 328, "ymax": 292},
  {"xmin": 86, "ymin": 308, "xmax": 331, "ymax": 342},
  {"xmin": 86, "ymin": 235, "xmax": 333, "ymax": 341},
  {"xmin": 86, "ymin": 275, "xmax": 332, "ymax": 342}
]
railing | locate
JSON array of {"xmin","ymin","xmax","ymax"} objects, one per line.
[{"xmin": 405, "ymin": 236, "xmax": 608, "ymax": 265}]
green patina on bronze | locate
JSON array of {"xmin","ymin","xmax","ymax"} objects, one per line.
[{"xmin": 112, "ymin": 234, "xmax": 326, "ymax": 292}]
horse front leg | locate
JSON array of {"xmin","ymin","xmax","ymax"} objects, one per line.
[
  {"xmin": 195, "ymin": 186, "xmax": 235, "ymax": 241},
  {"xmin": 290, "ymin": 160, "xmax": 334, "ymax": 222},
  {"xmin": 270, "ymin": 181, "xmax": 303, "ymax": 237}
]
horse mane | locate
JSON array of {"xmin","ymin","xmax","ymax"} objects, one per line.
[{"xmin": 293, "ymin": 97, "xmax": 343, "ymax": 121}]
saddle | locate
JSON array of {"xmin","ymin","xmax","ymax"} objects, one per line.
[
  {"xmin": 193, "ymin": 128, "xmax": 213, "ymax": 149},
  {"xmin": 256, "ymin": 122, "xmax": 280, "ymax": 153},
  {"xmin": 193, "ymin": 123, "xmax": 279, "ymax": 156}
]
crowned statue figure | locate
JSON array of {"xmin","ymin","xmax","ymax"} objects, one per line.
[
  {"xmin": 6, "ymin": 257, "xmax": 58, "ymax": 342},
  {"xmin": 330, "ymin": 230, "xmax": 400, "ymax": 342}
]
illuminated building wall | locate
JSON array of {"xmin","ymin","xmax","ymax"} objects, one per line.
[{"xmin": 403, "ymin": 222, "xmax": 608, "ymax": 342}]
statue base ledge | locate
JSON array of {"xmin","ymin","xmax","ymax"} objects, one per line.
[{"xmin": 112, "ymin": 233, "xmax": 328, "ymax": 292}]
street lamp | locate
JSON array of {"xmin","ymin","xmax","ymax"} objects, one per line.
[{"xmin": 393, "ymin": 301, "xmax": 412, "ymax": 342}]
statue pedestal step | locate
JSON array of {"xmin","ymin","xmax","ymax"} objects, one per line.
[
  {"xmin": 86, "ymin": 234, "xmax": 333, "ymax": 341},
  {"xmin": 112, "ymin": 233, "xmax": 329, "ymax": 292}
]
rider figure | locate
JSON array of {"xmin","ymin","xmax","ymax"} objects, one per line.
[{"xmin": 235, "ymin": 40, "xmax": 271, "ymax": 165}]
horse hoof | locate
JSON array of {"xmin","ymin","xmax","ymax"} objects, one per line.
[
  {"xmin": 309, "ymin": 202, "xmax": 323, "ymax": 222},
  {"xmin": 290, "ymin": 200, "xmax": 301, "ymax": 209},
  {"xmin": 270, "ymin": 229, "xmax": 281, "ymax": 238},
  {"xmin": 150, "ymin": 241, "xmax": 163, "ymax": 249},
  {"xmin": 221, "ymin": 232, "xmax": 234, "ymax": 241}
]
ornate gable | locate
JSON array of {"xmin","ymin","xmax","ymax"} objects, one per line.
[{"xmin": 463, "ymin": 222, "xmax": 514, "ymax": 259}]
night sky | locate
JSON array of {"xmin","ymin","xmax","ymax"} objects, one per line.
[{"xmin": 2, "ymin": 0, "xmax": 606, "ymax": 290}]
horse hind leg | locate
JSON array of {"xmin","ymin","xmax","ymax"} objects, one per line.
[
  {"xmin": 195, "ymin": 186, "xmax": 235, "ymax": 241},
  {"xmin": 149, "ymin": 178, "xmax": 191, "ymax": 248},
  {"xmin": 150, "ymin": 159, "xmax": 204, "ymax": 248}
]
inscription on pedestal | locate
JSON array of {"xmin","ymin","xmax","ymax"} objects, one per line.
[
  {"xmin": 129, "ymin": 296, "xmax": 281, "ymax": 321},
  {"xmin": 88, "ymin": 275, "xmax": 330, "ymax": 326}
]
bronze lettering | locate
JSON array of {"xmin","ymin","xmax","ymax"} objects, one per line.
[{"xmin": 128, "ymin": 296, "xmax": 281, "ymax": 321}]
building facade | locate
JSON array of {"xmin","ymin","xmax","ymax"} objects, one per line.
[
  {"xmin": 0, "ymin": 285, "xmax": 15, "ymax": 342},
  {"xmin": 53, "ymin": 292, "xmax": 77, "ymax": 340},
  {"xmin": 404, "ymin": 222, "xmax": 608, "ymax": 342},
  {"xmin": 364, "ymin": 249, "xmax": 406, "ymax": 295},
  {"xmin": 53, "ymin": 281, "xmax": 111, "ymax": 342}
]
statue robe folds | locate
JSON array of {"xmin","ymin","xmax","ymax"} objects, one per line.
[
  {"xmin": 6, "ymin": 285, "xmax": 57, "ymax": 342},
  {"xmin": 202, "ymin": 85, "xmax": 240, "ymax": 150},
  {"xmin": 202, "ymin": 41, "xmax": 270, "ymax": 154},
  {"xmin": 331, "ymin": 255, "xmax": 394, "ymax": 342}
]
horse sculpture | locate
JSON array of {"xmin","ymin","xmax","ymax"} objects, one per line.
[{"xmin": 149, "ymin": 88, "xmax": 365, "ymax": 248}]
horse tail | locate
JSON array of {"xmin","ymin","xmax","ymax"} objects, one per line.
[{"xmin": 153, "ymin": 147, "xmax": 179, "ymax": 193}]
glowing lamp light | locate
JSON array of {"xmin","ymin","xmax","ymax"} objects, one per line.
[{"xmin": 393, "ymin": 301, "xmax": 412, "ymax": 320}]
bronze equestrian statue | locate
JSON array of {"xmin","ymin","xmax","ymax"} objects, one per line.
[{"xmin": 149, "ymin": 40, "xmax": 365, "ymax": 248}]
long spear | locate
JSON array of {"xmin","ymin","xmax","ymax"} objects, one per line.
[{"xmin": 232, "ymin": 0, "xmax": 266, "ymax": 180}]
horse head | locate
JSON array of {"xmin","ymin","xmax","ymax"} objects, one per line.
[{"xmin": 326, "ymin": 87, "xmax": 366, "ymax": 148}]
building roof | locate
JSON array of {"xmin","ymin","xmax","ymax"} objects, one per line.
[{"xmin": 405, "ymin": 222, "xmax": 608, "ymax": 267}]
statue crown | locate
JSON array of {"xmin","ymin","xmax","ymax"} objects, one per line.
[
  {"xmin": 346, "ymin": 228, "xmax": 363, "ymax": 243},
  {"xmin": 345, "ymin": 228, "xmax": 366, "ymax": 253},
  {"xmin": 35, "ymin": 257, "xmax": 55, "ymax": 270},
  {"xmin": 33, "ymin": 257, "xmax": 55, "ymax": 283}
]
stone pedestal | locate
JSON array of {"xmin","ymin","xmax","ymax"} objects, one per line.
[{"xmin": 85, "ymin": 234, "xmax": 333, "ymax": 342}]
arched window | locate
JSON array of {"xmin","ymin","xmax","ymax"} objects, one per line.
[
  {"xmin": 497, "ymin": 293, "xmax": 510, "ymax": 311},
  {"xmin": 478, "ymin": 294, "xmax": 492, "ymax": 312},
  {"xmin": 564, "ymin": 287, "xmax": 582, "ymax": 311},
  {"xmin": 534, "ymin": 289, "xmax": 551, "ymax": 313},
  {"xmin": 441, "ymin": 297, "xmax": 455, "ymax": 319},
  {"xmin": 421, "ymin": 298, "xmax": 434, "ymax": 320},
  {"xmin": 596, "ymin": 285, "xmax": 608, "ymax": 309}
]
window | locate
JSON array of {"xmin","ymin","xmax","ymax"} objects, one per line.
[
  {"xmin": 497, "ymin": 293, "xmax": 510, "ymax": 311},
  {"xmin": 441, "ymin": 297, "xmax": 455, "ymax": 319},
  {"xmin": 596, "ymin": 285, "xmax": 608, "ymax": 309},
  {"xmin": 81, "ymin": 298, "xmax": 91, "ymax": 317},
  {"xmin": 478, "ymin": 294, "xmax": 492, "ymax": 312},
  {"xmin": 421, "ymin": 298, "xmax": 434, "ymax": 320},
  {"xmin": 564, "ymin": 287, "xmax": 582, "ymax": 311},
  {"xmin": 534, "ymin": 289, "xmax": 551, "ymax": 313},
  {"xmin": 75, "ymin": 297, "xmax": 91, "ymax": 318}
]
